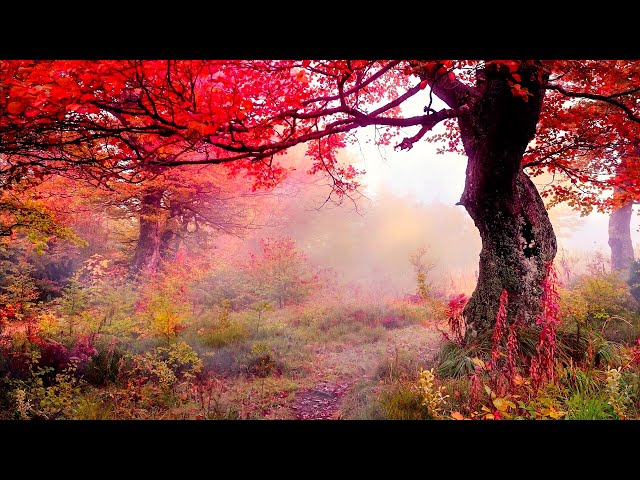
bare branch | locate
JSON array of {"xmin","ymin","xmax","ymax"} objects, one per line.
[{"xmin": 546, "ymin": 83, "xmax": 640, "ymax": 125}]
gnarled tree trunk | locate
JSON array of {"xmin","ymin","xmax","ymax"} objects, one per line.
[
  {"xmin": 159, "ymin": 204, "xmax": 184, "ymax": 263},
  {"xmin": 456, "ymin": 62, "xmax": 557, "ymax": 339}
]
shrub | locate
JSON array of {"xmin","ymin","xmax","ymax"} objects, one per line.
[
  {"xmin": 125, "ymin": 341, "xmax": 203, "ymax": 393},
  {"xmin": 247, "ymin": 237, "xmax": 321, "ymax": 309},
  {"xmin": 10, "ymin": 361, "xmax": 82, "ymax": 420},
  {"xmin": 388, "ymin": 301, "xmax": 430, "ymax": 324},
  {"xmin": 416, "ymin": 368, "xmax": 449, "ymax": 418},
  {"xmin": 136, "ymin": 273, "xmax": 192, "ymax": 344},
  {"xmin": 620, "ymin": 369, "xmax": 640, "ymax": 418},
  {"xmin": 559, "ymin": 273, "xmax": 639, "ymax": 341},
  {"xmin": 242, "ymin": 343, "xmax": 279, "ymax": 378},
  {"xmin": 83, "ymin": 340, "xmax": 125, "ymax": 386},
  {"xmin": 1, "ymin": 334, "xmax": 87, "ymax": 383}
]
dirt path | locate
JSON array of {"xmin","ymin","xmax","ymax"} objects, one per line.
[
  {"xmin": 291, "ymin": 381, "xmax": 351, "ymax": 420},
  {"xmin": 290, "ymin": 323, "xmax": 443, "ymax": 420}
]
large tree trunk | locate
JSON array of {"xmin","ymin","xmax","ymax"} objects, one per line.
[
  {"xmin": 456, "ymin": 62, "xmax": 557, "ymax": 339},
  {"xmin": 131, "ymin": 190, "xmax": 166, "ymax": 274}
]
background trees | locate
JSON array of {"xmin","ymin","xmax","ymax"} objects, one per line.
[{"xmin": 3, "ymin": 60, "xmax": 640, "ymax": 338}]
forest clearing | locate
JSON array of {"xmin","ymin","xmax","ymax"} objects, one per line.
[{"xmin": 2, "ymin": 60, "xmax": 640, "ymax": 421}]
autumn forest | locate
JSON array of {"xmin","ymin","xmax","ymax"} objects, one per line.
[{"xmin": 2, "ymin": 60, "xmax": 640, "ymax": 421}]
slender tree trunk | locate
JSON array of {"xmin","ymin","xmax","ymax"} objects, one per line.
[
  {"xmin": 456, "ymin": 62, "xmax": 557, "ymax": 339},
  {"xmin": 608, "ymin": 191, "xmax": 634, "ymax": 274},
  {"xmin": 608, "ymin": 152, "xmax": 636, "ymax": 276},
  {"xmin": 131, "ymin": 190, "xmax": 165, "ymax": 274}
]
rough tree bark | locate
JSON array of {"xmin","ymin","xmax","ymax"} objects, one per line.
[
  {"xmin": 131, "ymin": 189, "xmax": 166, "ymax": 274},
  {"xmin": 159, "ymin": 206, "xmax": 183, "ymax": 263},
  {"xmin": 425, "ymin": 61, "xmax": 557, "ymax": 339}
]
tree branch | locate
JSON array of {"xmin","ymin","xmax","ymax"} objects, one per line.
[
  {"xmin": 546, "ymin": 83, "xmax": 640, "ymax": 124},
  {"xmin": 410, "ymin": 61, "xmax": 476, "ymax": 109}
]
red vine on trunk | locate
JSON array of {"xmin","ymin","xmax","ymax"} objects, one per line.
[
  {"xmin": 446, "ymin": 293, "xmax": 468, "ymax": 344},
  {"xmin": 530, "ymin": 262, "xmax": 560, "ymax": 389}
]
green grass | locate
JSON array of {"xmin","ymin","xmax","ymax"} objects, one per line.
[
  {"xmin": 436, "ymin": 341, "xmax": 477, "ymax": 379},
  {"xmin": 340, "ymin": 378, "xmax": 434, "ymax": 420},
  {"xmin": 565, "ymin": 394, "xmax": 616, "ymax": 420},
  {"xmin": 200, "ymin": 323, "xmax": 250, "ymax": 348},
  {"xmin": 375, "ymin": 348, "xmax": 425, "ymax": 383},
  {"xmin": 378, "ymin": 383, "xmax": 433, "ymax": 420},
  {"xmin": 339, "ymin": 380, "xmax": 382, "ymax": 420},
  {"xmin": 72, "ymin": 391, "xmax": 115, "ymax": 420}
]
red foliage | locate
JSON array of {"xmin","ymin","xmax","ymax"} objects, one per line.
[
  {"xmin": 468, "ymin": 373, "xmax": 482, "ymax": 411},
  {"xmin": 491, "ymin": 290, "xmax": 509, "ymax": 362},
  {"xmin": 2, "ymin": 60, "xmax": 640, "ymax": 215},
  {"xmin": 505, "ymin": 322, "xmax": 520, "ymax": 382},
  {"xmin": 530, "ymin": 262, "xmax": 561, "ymax": 389},
  {"xmin": 0, "ymin": 303, "xmax": 20, "ymax": 332},
  {"xmin": 381, "ymin": 315, "xmax": 403, "ymax": 329},
  {"xmin": 446, "ymin": 293, "xmax": 467, "ymax": 344},
  {"xmin": 69, "ymin": 335, "xmax": 98, "ymax": 369}
]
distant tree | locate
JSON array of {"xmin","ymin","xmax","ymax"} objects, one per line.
[
  {"xmin": 248, "ymin": 237, "xmax": 319, "ymax": 308},
  {"xmin": 409, "ymin": 246, "xmax": 435, "ymax": 300}
]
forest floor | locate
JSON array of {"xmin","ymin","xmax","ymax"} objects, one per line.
[{"xmin": 289, "ymin": 324, "xmax": 442, "ymax": 419}]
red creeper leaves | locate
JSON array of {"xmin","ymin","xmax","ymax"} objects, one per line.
[
  {"xmin": 530, "ymin": 262, "xmax": 561, "ymax": 389},
  {"xmin": 446, "ymin": 293, "xmax": 468, "ymax": 344}
]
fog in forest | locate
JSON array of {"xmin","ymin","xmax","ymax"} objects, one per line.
[{"xmin": 212, "ymin": 140, "xmax": 640, "ymax": 300}]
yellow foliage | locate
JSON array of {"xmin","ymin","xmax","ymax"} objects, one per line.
[{"xmin": 416, "ymin": 368, "xmax": 448, "ymax": 419}]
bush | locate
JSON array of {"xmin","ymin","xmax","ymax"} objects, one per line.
[
  {"xmin": 83, "ymin": 340, "xmax": 125, "ymax": 386},
  {"xmin": 620, "ymin": 369, "xmax": 640, "ymax": 418},
  {"xmin": 242, "ymin": 343, "xmax": 280, "ymax": 378},
  {"xmin": 124, "ymin": 341, "xmax": 203, "ymax": 393},
  {"xmin": 10, "ymin": 363, "xmax": 82, "ymax": 420},
  {"xmin": 0, "ymin": 334, "xmax": 94, "ymax": 383},
  {"xmin": 559, "ymin": 273, "xmax": 639, "ymax": 342}
]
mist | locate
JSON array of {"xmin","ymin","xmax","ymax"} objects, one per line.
[{"xmin": 211, "ymin": 142, "xmax": 640, "ymax": 301}]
